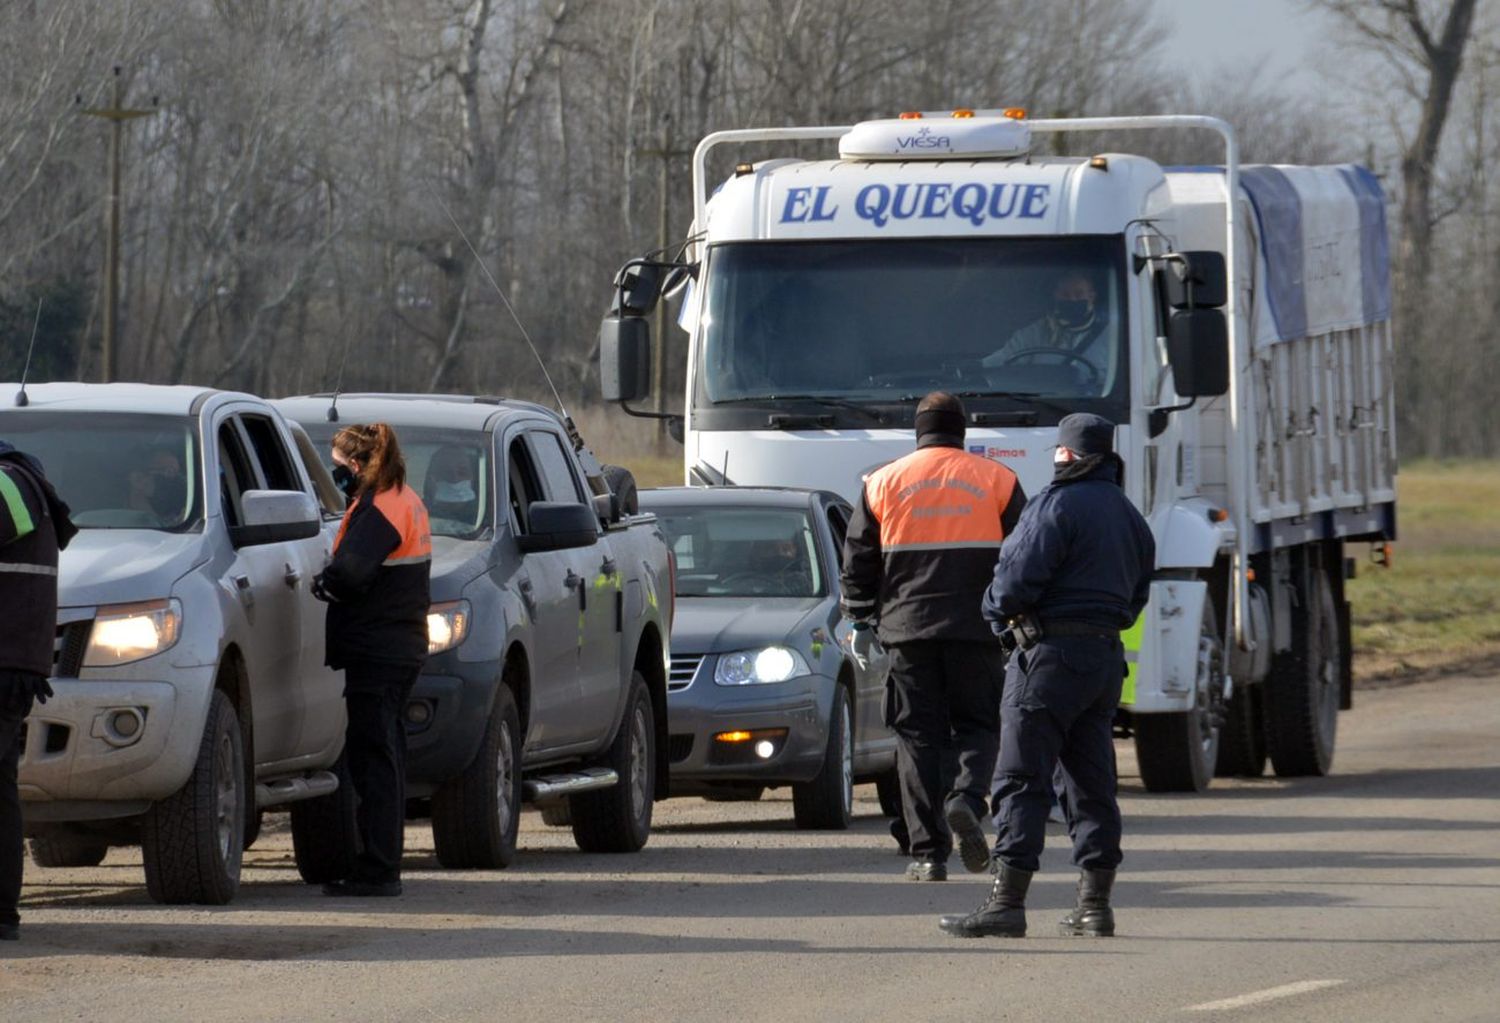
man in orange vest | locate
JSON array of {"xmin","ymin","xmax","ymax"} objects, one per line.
[{"xmin": 842, "ymin": 392, "xmax": 1026, "ymax": 880}]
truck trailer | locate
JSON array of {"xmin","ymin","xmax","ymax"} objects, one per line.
[{"xmin": 600, "ymin": 111, "xmax": 1396, "ymax": 792}]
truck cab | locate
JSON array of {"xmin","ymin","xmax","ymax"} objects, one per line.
[{"xmin": 599, "ymin": 110, "xmax": 1397, "ymax": 793}]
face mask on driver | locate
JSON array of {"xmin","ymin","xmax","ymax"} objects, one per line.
[
  {"xmin": 1053, "ymin": 299, "xmax": 1093, "ymax": 328},
  {"xmin": 434, "ymin": 480, "xmax": 476, "ymax": 504},
  {"xmin": 332, "ymin": 464, "xmax": 360, "ymax": 499}
]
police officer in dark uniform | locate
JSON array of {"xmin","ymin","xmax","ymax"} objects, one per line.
[
  {"xmin": 940, "ymin": 413, "xmax": 1152, "ymax": 937},
  {"xmin": 0, "ymin": 441, "xmax": 76, "ymax": 941},
  {"xmin": 843, "ymin": 393, "xmax": 1026, "ymax": 881}
]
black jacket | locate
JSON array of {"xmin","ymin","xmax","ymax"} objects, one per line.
[
  {"xmin": 982, "ymin": 460, "xmax": 1154, "ymax": 633},
  {"xmin": 0, "ymin": 444, "xmax": 76, "ymax": 678},
  {"xmin": 318, "ymin": 484, "xmax": 432, "ymax": 671}
]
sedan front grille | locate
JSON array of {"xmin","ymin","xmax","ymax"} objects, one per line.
[{"xmin": 668, "ymin": 655, "xmax": 704, "ymax": 692}]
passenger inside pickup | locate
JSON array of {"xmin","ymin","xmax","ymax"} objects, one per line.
[
  {"xmin": 424, "ymin": 445, "xmax": 479, "ymax": 531},
  {"xmin": 126, "ymin": 449, "xmax": 187, "ymax": 525}
]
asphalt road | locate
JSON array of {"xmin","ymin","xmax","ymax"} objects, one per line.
[{"xmin": 3, "ymin": 670, "xmax": 1497, "ymax": 1022}]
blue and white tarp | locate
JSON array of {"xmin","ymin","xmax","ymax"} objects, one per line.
[{"xmin": 1172, "ymin": 164, "xmax": 1391, "ymax": 346}]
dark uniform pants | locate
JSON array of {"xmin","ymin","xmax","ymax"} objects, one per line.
[
  {"xmin": 991, "ymin": 634, "xmax": 1123, "ymax": 873},
  {"xmin": 0, "ymin": 678, "xmax": 36, "ymax": 927},
  {"xmin": 344, "ymin": 661, "xmax": 420, "ymax": 885},
  {"xmin": 886, "ymin": 641, "xmax": 1005, "ymax": 862}
]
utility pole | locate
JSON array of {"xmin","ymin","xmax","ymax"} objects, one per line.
[{"xmin": 79, "ymin": 67, "xmax": 157, "ymax": 383}]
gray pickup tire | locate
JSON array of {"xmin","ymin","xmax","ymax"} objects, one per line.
[
  {"xmin": 290, "ymin": 752, "xmax": 359, "ymax": 885},
  {"xmin": 30, "ymin": 834, "xmax": 108, "ymax": 868},
  {"xmin": 570, "ymin": 672, "xmax": 655, "ymax": 853},
  {"xmin": 141, "ymin": 689, "xmax": 245, "ymax": 905},
  {"xmin": 432, "ymin": 684, "xmax": 523, "ymax": 869},
  {"xmin": 539, "ymin": 801, "xmax": 573, "ymax": 826},
  {"xmin": 793, "ymin": 686, "xmax": 854, "ymax": 830},
  {"xmin": 601, "ymin": 464, "xmax": 639, "ymax": 517}
]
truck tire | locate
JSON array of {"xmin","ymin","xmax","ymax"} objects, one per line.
[
  {"xmin": 1215, "ymin": 683, "xmax": 1267, "ymax": 778},
  {"xmin": 875, "ymin": 767, "xmax": 903, "ymax": 818},
  {"xmin": 570, "ymin": 672, "xmax": 654, "ymax": 853},
  {"xmin": 601, "ymin": 464, "xmax": 639, "ymax": 516},
  {"xmin": 539, "ymin": 801, "xmax": 573, "ymax": 826},
  {"xmin": 141, "ymin": 689, "xmax": 245, "ymax": 905},
  {"xmin": 290, "ymin": 752, "xmax": 359, "ymax": 885},
  {"xmin": 431, "ymin": 684, "xmax": 523, "ymax": 869},
  {"xmin": 1135, "ymin": 595, "xmax": 1224, "ymax": 794},
  {"xmin": 793, "ymin": 686, "xmax": 854, "ymax": 830},
  {"xmin": 30, "ymin": 834, "xmax": 108, "ymax": 868},
  {"xmin": 1265, "ymin": 558, "xmax": 1340, "ymax": 777}
]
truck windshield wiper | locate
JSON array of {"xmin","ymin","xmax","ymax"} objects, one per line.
[
  {"xmin": 717, "ymin": 395, "xmax": 889, "ymax": 424},
  {"xmin": 955, "ymin": 391, "xmax": 1075, "ymax": 419}
]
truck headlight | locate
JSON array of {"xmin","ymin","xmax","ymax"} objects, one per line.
[
  {"xmin": 427, "ymin": 600, "xmax": 471, "ymax": 654},
  {"xmin": 714, "ymin": 646, "xmax": 810, "ymax": 686},
  {"xmin": 83, "ymin": 599, "xmax": 182, "ymax": 667}
]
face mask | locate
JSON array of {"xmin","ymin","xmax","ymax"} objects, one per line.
[
  {"xmin": 1054, "ymin": 299, "xmax": 1093, "ymax": 328},
  {"xmin": 332, "ymin": 464, "xmax": 360, "ymax": 499},
  {"xmin": 434, "ymin": 480, "xmax": 475, "ymax": 504}
]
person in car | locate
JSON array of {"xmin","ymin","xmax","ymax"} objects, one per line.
[
  {"xmin": 312, "ymin": 423, "xmax": 432, "ymax": 898},
  {"xmin": 424, "ymin": 445, "xmax": 479, "ymax": 527}
]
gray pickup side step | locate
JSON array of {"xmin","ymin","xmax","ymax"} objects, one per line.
[
  {"xmin": 522, "ymin": 768, "xmax": 619, "ymax": 802},
  {"xmin": 256, "ymin": 770, "xmax": 339, "ymax": 809}
]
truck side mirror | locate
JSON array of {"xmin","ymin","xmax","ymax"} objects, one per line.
[
  {"xmin": 599, "ymin": 314, "xmax": 653, "ymax": 403},
  {"xmin": 1166, "ymin": 308, "xmax": 1230, "ymax": 398},
  {"xmin": 616, "ymin": 261, "xmax": 663, "ymax": 316},
  {"xmin": 232, "ymin": 490, "xmax": 321, "ymax": 548},
  {"xmin": 1163, "ymin": 250, "xmax": 1227, "ymax": 309}
]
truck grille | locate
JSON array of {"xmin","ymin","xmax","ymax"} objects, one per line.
[
  {"xmin": 668, "ymin": 655, "xmax": 704, "ymax": 692},
  {"xmin": 52, "ymin": 616, "xmax": 92, "ymax": 679}
]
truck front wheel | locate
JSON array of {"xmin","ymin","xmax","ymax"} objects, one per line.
[
  {"xmin": 141, "ymin": 689, "xmax": 245, "ymax": 905},
  {"xmin": 431, "ymin": 684, "xmax": 523, "ymax": 869},
  {"xmin": 1134, "ymin": 595, "xmax": 1224, "ymax": 794},
  {"xmin": 570, "ymin": 672, "xmax": 654, "ymax": 853}
]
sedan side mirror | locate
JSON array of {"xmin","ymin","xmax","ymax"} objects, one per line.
[{"xmin": 231, "ymin": 490, "xmax": 321, "ymax": 548}]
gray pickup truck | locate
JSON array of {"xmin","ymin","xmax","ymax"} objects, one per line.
[
  {"xmin": 0, "ymin": 382, "xmax": 356, "ymax": 904},
  {"xmin": 277, "ymin": 394, "xmax": 674, "ymax": 866}
]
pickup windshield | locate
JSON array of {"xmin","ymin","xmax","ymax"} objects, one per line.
[
  {"xmin": 301, "ymin": 423, "xmax": 492, "ymax": 539},
  {"xmin": 696, "ymin": 235, "xmax": 1127, "ymax": 420},
  {"xmin": 652, "ymin": 505, "xmax": 824, "ymax": 598},
  {"xmin": 0, "ymin": 412, "xmax": 200, "ymax": 530}
]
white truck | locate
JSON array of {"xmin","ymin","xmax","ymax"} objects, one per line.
[{"xmin": 599, "ymin": 110, "xmax": 1397, "ymax": 792}]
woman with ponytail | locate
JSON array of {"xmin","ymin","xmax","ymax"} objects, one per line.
[{"xmin": 312, "ymin": 422, "xmax": 432, "ymax": 897}]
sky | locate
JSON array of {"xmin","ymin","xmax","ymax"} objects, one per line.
[{"xmin": 1159, "ymin": 0, "xmax": 1334, "ymax": 94}]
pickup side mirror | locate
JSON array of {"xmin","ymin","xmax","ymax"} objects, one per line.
[
  {"xmin": 1166, "ymin": 308, "xmax": 1230, "ymax": 398},
  {"xmin": 600, "ymin": 314, "xmax": 653, "ymax": 403},
  {"xmin": 516, "ymin": 501, "xmax": 599, "ymax": 553},
  {"xmin": 231, "ymin": 490, "xmax": 321, "ymax": 548},
  {"xmin": 1163, "ymin": 250, "xmax": 1227, "ymax": 309}
]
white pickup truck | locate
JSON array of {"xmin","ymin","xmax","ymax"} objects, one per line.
[{"xmin": 1, "ymin": 383, "xmax": 355, "ymax": 904}]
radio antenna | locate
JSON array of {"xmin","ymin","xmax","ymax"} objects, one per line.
[
  {"xmin": 14, "ymin": 300, "xmax": 42, "ymax": 408},
  {"xmin": 427, "ymin": 184, "xmax": 569, "ymax": 421},
  {"xmin": 326, "ymin": 327, "xmax": 354, "ymax": 422}
]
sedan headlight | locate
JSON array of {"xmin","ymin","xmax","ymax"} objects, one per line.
[
  {"xmin": 83, "ymin": 599, "xmax": 182, "ymax": 668},
  {"xmin": 714, "ymin": 646, "xmax": 810, "ymax": 686},
  {"xmin": 427, "ymin": 600, "xmax": 471, "ymax": 654}
]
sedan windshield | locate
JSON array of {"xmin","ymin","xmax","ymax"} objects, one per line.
[
  {"xmin": 651, "ymin": 505, "xmax": 824, "ymax": 598},
  {"xmin": 0, "ymin": 412, "xmax": 200, "ymax": 530},
  {"xmin": 697, "ymin": 235, "xmax": 1127, "ymax": 414},
  {"xmin": 301, "ymin": 423, "xmax": 492, "ymax": 539}
]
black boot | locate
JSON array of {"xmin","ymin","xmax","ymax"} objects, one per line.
[
  {"xmin": 938, "ymin": 864, "xmax": 1031, "ymax": 938},
  {"xmin": 1058, "ymin": 868, "xmax": 1114, "ymax": 937}
]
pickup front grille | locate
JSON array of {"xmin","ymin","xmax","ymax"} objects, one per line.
[
  {"xmin": 52, "ymin": 617, "xmax": 92, "ymax": 678},
  {"xmin": 668, "ymin": 655, "xmax": 704, "ymax": 692}
]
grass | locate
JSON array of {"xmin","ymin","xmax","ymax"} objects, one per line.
[
  {"xmin": 1348, "ymin": 460, "xmax": 1500, "ymax": 681},
  {"xmin": 581, "ymin": 402, "xmax": 1496, "ymax": 683}
]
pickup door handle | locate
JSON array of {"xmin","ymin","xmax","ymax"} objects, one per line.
[
  {"xmin": 233, "ymin": 574, "xmax": 254, "ymax": 610},
  {"xmin": 284, "ymin": 563, "xmax": 302, "ymax": 588},
  {"xmin": 601, "ymin": 557, "xmax": 617, "ymax": 576},
  {"xmin": 564, "ymin": 569, "xmax": 586, "ymax": 611},
  {"xmin": 518, "ymin": 578, "xmax": 536, "ymax": 614}
]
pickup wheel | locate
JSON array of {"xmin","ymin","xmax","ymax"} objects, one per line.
[
  {"xmin": 570, "ymin": 672, "xmax": 654, "ymax": 853},
  {"xmin": 30, "ymin": 834, "xmax": 109, "ymax": 868},
  {"xmin": 1134, "ymin": 594, "xmax": 1224, "ymax": 794},
  {"xmin": 793, "ymin": 686, "xmax": 854, "ymax": 829},
  {"xmin": 290, "ymin": 752, "xmax": 359, "ymax": 884},
  {"xmin": 432, "ymin": 684, "xmax": 523, "ymax": 869},
  {"xmin": 141, "ymin": 689, "xmax": 245, "ymax": 905},
  {"xmin": 539, "ymin": 801, "xmax": 573, "ymax": 827}
]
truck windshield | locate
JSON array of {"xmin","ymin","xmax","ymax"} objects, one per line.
[
  {"xmin": 301, "ymin": 423, "xmax": 492, "ymax": 539},
  {"xmin": 696, "ymin": 235, "xmax": 1127, "ymax": 421},
  {"xmin": 651, "ymin": 505, "xmax": 824, "ymax": 598},
  {"xmin": 0, "ymin": 412, "xmax": 200, "ymax": 530}
]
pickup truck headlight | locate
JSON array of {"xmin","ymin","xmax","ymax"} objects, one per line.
[
  {"xmin": 427, "ymin": 600, "xmax": 471, "ymax": 654},
  {"xmin": 83, "ymin": 599, "xmax": 182, "ymax": 668},
  {"xmin": 714, "ymin": 646, "xmax": 810, "ymax": 686}
]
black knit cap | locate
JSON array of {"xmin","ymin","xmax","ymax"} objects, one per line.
[
  {"xmin": 1056, "ymin": 413, "xmax": 1115, "ymax": 456},
  {"xmin": 915, "ymin": 391, "xmax": 966, "ymax": 446}
]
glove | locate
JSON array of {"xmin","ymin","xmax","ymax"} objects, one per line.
[
  {"xmin": 849, "ymin": 625, "xmax": 878, "ymax": 672},
  {"xmin": 1, "ymin": 674, "xmax": 52, "ymax": 711},
  {"xmin": 310, "ymin": 573, "xmax": 336, "ymax": 603},
  {"xmin": 30, "ymin": 676, "xmax": 54, "ymax": 706}
]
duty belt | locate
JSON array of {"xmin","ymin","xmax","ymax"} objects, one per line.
[{"xmin": 1039, "ymin": 620, "xmax": 1118, "ymax": 639}]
